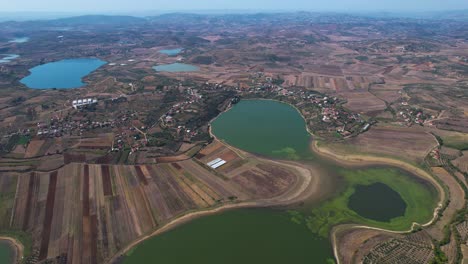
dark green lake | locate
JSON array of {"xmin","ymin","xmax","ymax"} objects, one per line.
[
  {"xmin": 0, "ymin": 241, "xmax": 13, "ymax": 264},
  {"xmin": 20, "ymin": 58, "xmax": 106, "ymax": 89},
  {"xmin": 348, "ymin": 182, "xmax": 407, "ymax": 222},
  {"xmin": 212, "ymin": 100, "xmax": 311, "ymax": 159},
  {"xmin": 123, "ymin": 210, "xmax": 333, "ymax": 264}
]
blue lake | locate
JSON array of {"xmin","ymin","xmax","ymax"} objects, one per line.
[
  {"xmin": 20, "ymin": 58, "xmax": 107, "ymax": 89},
  {"xmin": 0, "ymin": 54, "xmax": 19, "ymax": 63},
  {"xmin": 153, "ymin": 63, "xmax": 199, "ymax": 73},
  {"xmin": 9, "ymin": 37, "xmax": 29, "ymax": 43},
  {"xmin": 159, "ymin": 48, "xmax": 183, "ymax": 56}
]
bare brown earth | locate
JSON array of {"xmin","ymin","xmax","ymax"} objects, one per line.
[
  {"xmin": 427, "ymin": 167, "xmax": 466, "ymax": 241},
  {"xmin": 441, "ymin": 232, "xmax": 459, "ymax": 264},
  {"xmin": 334, "ymin": 225, "xmax": 397, "ymax": 264},
  {"xmin": 362, "ymin": 231, "xmax": 435, "ymax": 263},
  {"xmin": 342, "ymin": 91, "xmax": 387, "ymax": 115},
  {"xmin": 232, "ymin": 165, "xmax": 297, "ymax": 199},
  {"xmin": 348, "ymin": 125, "xmax": 438, "ymax": 163},
  {"xmin": 24, "ymin": 140, "xmax": 45, "ymax": 158},
  {"xmin": 461, "ymin": 244, "xmax": 468, "ymax": 264},
  {"xmin": 452, "ymin": 151, "xmax": 468, "ymax": 174}
]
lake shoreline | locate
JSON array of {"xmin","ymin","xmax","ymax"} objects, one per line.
[
  {"xmin": 310, "ymin": 141, "xmax": 444, "ymax": 264},
  {"xmin": 20, "ymin": 58, "xmax": 106, "ymax": 89},
  {"xmin": 107, "ymin": 138, "xmax": 321, "ymax": 263},
  {"xmin": 212, "ymin": 98, "xmax": 444, "ymax": 264},
  {"xmin": 0, "ymin": 236, "xmax": 23, "ymax": 264},
  {"xmin": 110, "ymin": 98, "xmax": 445, "ymax": 264}
]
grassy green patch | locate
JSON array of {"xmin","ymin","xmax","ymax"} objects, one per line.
[
  {"xmin": 443, "ymin": 141, "xmax": 468, "ymax": 151},
  {"xmin": 440, "ymin": 134, "xmax": 468, "ymax": 151},
  {"xmin": 0, "ymin": 176, "xmax": 32, "ymax": 258},
  {"xmin": 16, "ymin": 135, "xmax": 30, "ymax": 146},
  {"xmin": 118, "ymin": 150, "xmax": 130, "ymax": 164},
  {"xmin": 355, "ymin": 56, "xmax": 369, "ymax": 61},
  {"xmin": 0, "ymin": 230, "xmax": 32, "ymax": 258},
  {"xmin": 293, "ymin": 168, "xmax": 438, "ymax": 237},
  {"xmin": 272, "ymin": 147, "xmax": 300, "ymax": 160}
]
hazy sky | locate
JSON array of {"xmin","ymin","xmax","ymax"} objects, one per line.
[{"xmin": 1, "ymin": 0, "xmax": 467, "ymax": 13}]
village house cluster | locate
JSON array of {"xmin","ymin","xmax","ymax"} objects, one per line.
[{"xmin": 241, "ymin": 73, "xmax": 371, "ymax": 139}]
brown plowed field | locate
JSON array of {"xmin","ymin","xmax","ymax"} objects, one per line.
[
  {"xmin": 232, "ymin": 165, "xmax": 296, "ymax": 199},
  {"xmin": 5, "ymin": 141, "xmax": 300, "ymax": 263},
  {"xmin": 427, "ymin": 167, "xmax": 465, "ymax": 240},
  {"xmin": 349, "ymin": 125, "xmax": 437, "ymax": 162},
  {"xmin": 25, "ymin": 140, "xmax": 45, "ymax": 158},
  {"xmin": 39, "ymin": 171, "xmax": 57, "ymax": 260},
  {"xmin": 452, "ymin": 151, "xmax": 468, "ymax": 173}
]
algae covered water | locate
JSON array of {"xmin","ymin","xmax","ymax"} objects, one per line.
[{"xmin": 123, "ymin": 99, "xmax": 437, "ymax": 264}]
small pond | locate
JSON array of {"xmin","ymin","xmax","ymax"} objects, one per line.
[
  {"xmin": 159, "ymin": 48, "xmax": 183, "ymax": 56},
  {"xmin": 153, "ymin": 63, "xmax": 199, "ymax": 72},
  {"xmin": 348, "ymin": 182, "xmax": 407, "ymax": 222}
]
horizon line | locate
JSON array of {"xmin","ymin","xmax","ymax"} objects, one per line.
[{"xmin": 1, "ymin": 8, "xmax": 467, "ymax": 14}]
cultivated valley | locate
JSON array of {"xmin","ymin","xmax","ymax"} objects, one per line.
[{"xmin": 0, "ymin": 10, "xmax": 466, "ymax": 264}]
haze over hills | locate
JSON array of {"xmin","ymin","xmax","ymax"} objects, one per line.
[
  {"xmin": 0, "ymin": 9, "xmax": 467, "ymax": 22},
  {"xmin": 0, "ymin": 4, "xmax": 467, "ymax": 264}
]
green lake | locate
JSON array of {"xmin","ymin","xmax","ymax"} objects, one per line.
[
  {"xmin": 20, "ymin": 58, "xmax": 106, "ymax": 89},
  {"xmin": 123, "ymin": 210, "xmax": 333, "ymax": 264},
  {"xmin": 212, "ymin": 100, "xmax": 311, "ymax": 159},
  {"xmin": 348, "ymin": 182, "xmax": 407, "ymax": 222},
  {"xmin": 123, "ymin": 99, "xmax": 438, "ymax": 263},
  {"xmin": 0, "ymin": 241, "xmax": 14, "ymax": 264},
  {"xmin": 153, "ymin": 63, "xmax": 199, "ymax": 72},
  {"xmin": 159, "ymin": 48, "xmax": 183, "ymax": 56}
]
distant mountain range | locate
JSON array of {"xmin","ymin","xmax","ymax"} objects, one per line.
[
  {"xmin": 359, "ymin": 10, "xmax": 468, "ymax": 20},
  {"xmin": 0, "ymin": 10, "xmax": 466, "ymax": 26},
  {"xmin": 46, "ymin": 15, "xmax": 147, "ymax": 25}
]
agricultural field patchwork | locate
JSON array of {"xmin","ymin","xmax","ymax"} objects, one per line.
[{"xmin": 0, "ymin": 141, "xmax": 300, "ymax": 263}]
